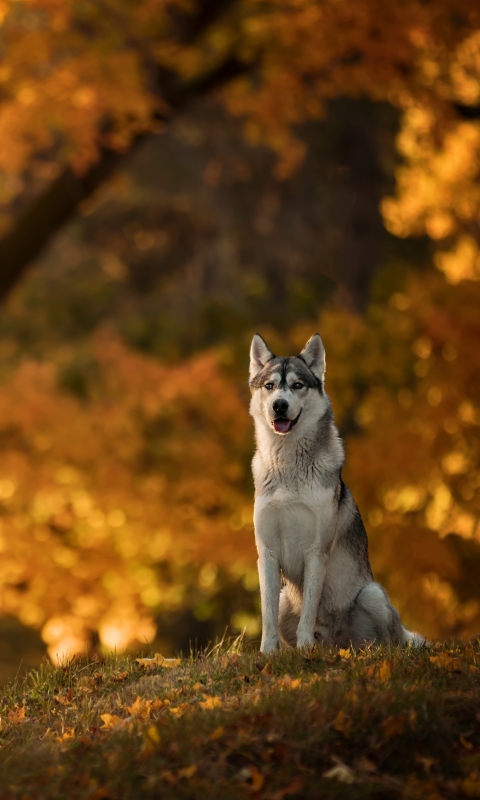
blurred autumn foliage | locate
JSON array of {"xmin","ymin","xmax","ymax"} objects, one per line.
[{"xmin": 0, "ymin": 0, "xmax": 479, "ymax": 676}]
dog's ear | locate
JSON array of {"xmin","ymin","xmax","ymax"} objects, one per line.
[
  {"xmin": 250, "ymin": 334, "xmax": 274, "ymax": 381},
  {"xmin": 299, "ymin": 333, "xmax": 325, "ymax": 380}
]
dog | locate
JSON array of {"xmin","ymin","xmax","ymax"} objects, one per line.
[{"xmin": 249, "ymin": 333, "xmax": 423, "ymax": 653}]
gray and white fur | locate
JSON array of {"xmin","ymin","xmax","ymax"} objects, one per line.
[{"xmin": 249, "ymin": 333, "xmax": 423, "ymax": 653}]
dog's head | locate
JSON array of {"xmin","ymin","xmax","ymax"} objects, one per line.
[{"xmin": 249, "ymin": 334, "xmax": 327, "ymax": 435}]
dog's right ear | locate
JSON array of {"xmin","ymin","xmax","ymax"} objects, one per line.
[{"xmin": 249, "ymin": 334, "xmax": 274, "ymax": 381}]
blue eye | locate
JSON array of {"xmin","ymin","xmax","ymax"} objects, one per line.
[
  {"xmin": 292, "ymin": 382, "xmax": 304, "ymax": 390},
  {"xmin": 264, "ymin": 383, "xmax": 274, "ymax": 391}
]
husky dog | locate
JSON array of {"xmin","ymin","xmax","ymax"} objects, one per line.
[{"xmin": 249, "ymin": 333, "xmax": 422, "ymax": 653}]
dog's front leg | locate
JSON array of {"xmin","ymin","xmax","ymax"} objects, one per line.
[
  {"xmin": 257, "ymin": 548, "xmax": 281, "ymax": 653},
  {"xmin": 296, "ymin": 549, "xmax": 326, "ymax": 648}
]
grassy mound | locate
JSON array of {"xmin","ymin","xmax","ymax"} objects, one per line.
[{"xmin": 0, "ymin": 640, "xmax": 479, "ymax": 798}]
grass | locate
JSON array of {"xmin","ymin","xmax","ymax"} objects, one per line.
[{"xmin": 0, "ymin": 638, "xmax": 479, "ymax": 799}]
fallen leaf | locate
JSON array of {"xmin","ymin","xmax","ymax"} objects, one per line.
[
  {"xmin": 177, "ymin": 765, "xmax": 197, "ymax": 780},
  {"xmin": 429, "ymin": 653, "xmax": 463, "ymax": 672},
  {"xmin": 270, "ymin": 777, "xmax": 305, "ymax": 800},
  {"xmin": 416, "ymin": 756, "xmax": 435, "ymax": 772},
  {"xmin": 56, "ymin": 728, "xmax": 76, "ymax": 742},
  {"xmin": 160, "ymin": 770, "xmax": 177, "ymax": 786},
  {"xmin": 126, "ymin": 696, "xmax": 152, "ymax": 718},
  {"xmin": 339, "ymin": 648, "xmax": 351, "ymax": 660},
  {"xmin": 323, "ymin": 762, "xmax": 356, "ymax": 784},
  {"xmin": 260, "ymin": 662, "xmax": 273, "ymax": 675},
  {"xmin": 366, "ymin": 661, "xmax": 393, "ymax": 682},
  {"xmin": 279, "ymin": 675, "xmax": 301, "ymax": 689},
  {"xmin": 100, "ymin": 713, "xmax": 124, "ymax": 730},
  {"xmin": 210, "ymin": 726, "xmax": 225, "ymax": 740},
  {"xmin": 199, "ymin": 696, "xmax": 222, "ymax": 710},
  {"xmin": 237, "ymin": 766, "xmax": 265, "ymax": 791},
  {"xmin": 135, "ymin": 653, "xmax": 181, "ymax": 669},
  {"xmin": 193, "ymin": 682, "xmax": 208, "ymax": 693},
  {"xmin": 382, "ymin": 715, "xmax": 405, "ymax": 739},
  {"xmin": 112, "ymin": 671, "xmax": 129, "ymax": 682},
  {"xmin": 460, "ymin": 734, "xmax": 474, "ymax": 750},
  {"xmin": 462, "ymin": 775, "xmax": 480, "ymax": 797},
  {"xmin": 8, "ymin": 706, "xmax": 26, "ymax": 723},
  {"xmin": 168, "ymin": 703, "xmax": 190, "ymax": 717},
  {"xmin": 333, "ymin": 710, "xmax": 352, "ymax": 738}
]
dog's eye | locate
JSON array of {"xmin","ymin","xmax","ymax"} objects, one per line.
[
  {"xmin": 264, "ymin": 382, "xmax": 274, "ymax": 391},
  {"xmin": 292, "ymin": 382, "xmax": 304, "ymax": 390}
]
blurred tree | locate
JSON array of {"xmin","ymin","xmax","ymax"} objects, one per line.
[{"xmin": 0, "ymin": 0, "xmax": 480, "ymax": 301}]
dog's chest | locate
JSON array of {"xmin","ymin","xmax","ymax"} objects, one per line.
[{"xmin": 254, "ymin": 484, "xmax": 336, "ymax": 582}]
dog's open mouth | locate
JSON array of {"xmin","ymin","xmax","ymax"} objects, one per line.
[{"xmin": 273, "ymin": 411, "xmax": 301, "ymax": 434}]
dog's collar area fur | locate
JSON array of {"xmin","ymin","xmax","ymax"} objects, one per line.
[{"xmin": 272, "ymin": 410, "xmax": 302, "ymax": 434}]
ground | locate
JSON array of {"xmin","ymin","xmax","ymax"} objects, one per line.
[{"xmin": 0, "ymin": 638, "xmax": 479, "ymax": 799}]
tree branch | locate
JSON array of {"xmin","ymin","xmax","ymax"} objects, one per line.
[{"xmin": 0, "ymin": 0, "xmax": 249, "ymax": 303}]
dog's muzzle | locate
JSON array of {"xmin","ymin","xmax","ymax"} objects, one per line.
[{"xmin": 272, "ymin": 410, "xmax": 301, "ymax": 434}]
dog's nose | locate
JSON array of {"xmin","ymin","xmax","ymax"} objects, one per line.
[{"xmin": 273, "ymin": 399, "xmax": 289, "ymax": 415}]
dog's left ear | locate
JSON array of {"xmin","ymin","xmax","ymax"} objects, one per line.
[
  {"xmin": 250, "ymin": 334, "xmax": 274, "ymax": 381},
  {"xmin": 299, "ymin": 333, "xmax": 325, "ymax": 381}
]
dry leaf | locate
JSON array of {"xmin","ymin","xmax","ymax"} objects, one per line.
[
  {"xmin": 270, "ymin": 777, "xmax": 305, "ymax": 800},
  {"xmin": 100, "ymin": 713, "xmax": 124, "ymax": 730},
  {"xmin": 429, "ymin": 653, "xmax": 463, "ymax": 672},
  {"xmin": 462, "ymin": 775, "xmax": 480, "ymax": 797},
  {"xmin": 416, "ymin": 756, "xmax": 435, "ymax": 772},
  {"xmin": 367, "ymin": 660, "xmax": 393, "ymax": 682},
  {"xmin": 112, "ymin": 671, "xmax": 129, "ymax": 682},
  {"xmin": 126, "ymin": 696, "xmax": 152, "ymax": 718},
  {"xmin": 193, "ymin": 682, "xmax": 208, "ymax": 693},
  {"xmin": 237, "ymin": 766, "xmax": 265, "ymax": 791},
  {"xmin": 279, "ymin": 675, "xmax": 301, "ymax": 689},
  {"xmin": 323, "ymin": 762, "xmax": 356, "ymax": 784},
  {"xmin": 339, "ymin": 648, "xmax": 351, "ymax": 660},
  {"xmin": 168, "ymin": 703, "xmax": 190, "ymax": 717},
  {"xmin": 333, "ymin": 710, "xmax": 352, "ymax": 738},
  {"xmin": 460, "ymin": 734, "xmax": 474, "ymax": 750},
  {"xmin": 210, "ymin": 726, "xmax": 225, "ymax": 740},
  {"xmin": 260, "ymin": 662, "xmax": 273, "ymax": 675},
  {"xmin": 135, "ymin": 653, "xmax": 181, "ymax": 669},
  {"xmin": 382, "ymin": 715, "xmax": 405, "ymax": 738},
  {"xmin": 8, "ymin": 706, "xmax": 26, "ymax": 724},
  {"xmin": 199, "ymin": 696, "xmax": 222, "ymax": 710},
  {"xmin": 177, "ymin": 765, "xmax": 197, "ymax": 780}
]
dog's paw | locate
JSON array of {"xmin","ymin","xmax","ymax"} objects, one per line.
[
  {"xmin": 296, "ymin": 630, "xmax": 315, "ymax": 648},
  {"xmin": 260, "ymin": 638, "xmax": 279, "ymax": 654}
]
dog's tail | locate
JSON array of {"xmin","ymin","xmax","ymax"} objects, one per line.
[{"xmin": 348, "ymin": 583, "xmax": 426, "ymax": 647}]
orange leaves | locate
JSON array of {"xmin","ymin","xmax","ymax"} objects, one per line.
[
  {"xmin": 135, "ymin": 654, "xmax": 181, "ymax": 670},
  {"xmin": 366, "ymin": 660, "xmax": 393, "ymax": 683}
]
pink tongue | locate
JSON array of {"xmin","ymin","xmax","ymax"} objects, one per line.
[{"xmin": 274, "ymin": 419, "xmax": 292, "ymax": 433}]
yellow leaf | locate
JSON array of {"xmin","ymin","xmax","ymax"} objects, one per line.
[
  {"xmin": 367, "ymin": 660, "xmax": 393, "ymax": 682},
  {"xmin": 333, "ymin": 710, "xmax": 352, "ymax": 738},
  {"xmin": 199, "ymin": 696, "xmax": 222, "ymax": 710},
  {"xmin": 168, "ymin": 703, "xmax": 190, "ymax": 717},
  {"xmin": 177, "ymin": 765, "xmax": 197, "ymax": 780},
  {"xmin": 462, "ymin": 776, "xmax": 480, "ymax": 797},
  {"xmin": 429, "ymin": 654, "xmax": 463, "ymax": 672},
  {"xmin": 260, "ymin": 662, "xmax": 272, "ymax": 675},
  {"xmin": 144, "ymin": 725, "xmax": 161, "ymax": 745},
  {"xmin": 193, "ymin": 682, "xmax": 208, "ymax": 693},
  {"xmin": 100, "ymin": 713, "xmax": 124, "ymax": 729},
  {"xmin": 339, "ymin": 648, "xmax": 351, "ymax": 660},
  {"xmin": 460, "ymin": 734, "xmax": 474, "ymax": 750},
  {"xmin": 210, "ymin": 726, "xmax": 224, "ymax": 740},
  {"xmin": 126, "ymin": 696, "xmax": 152, "ymax": 718},
  {"xmin": 135, "ymin": 653, "xmax": 181, "ymax": 669}
]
